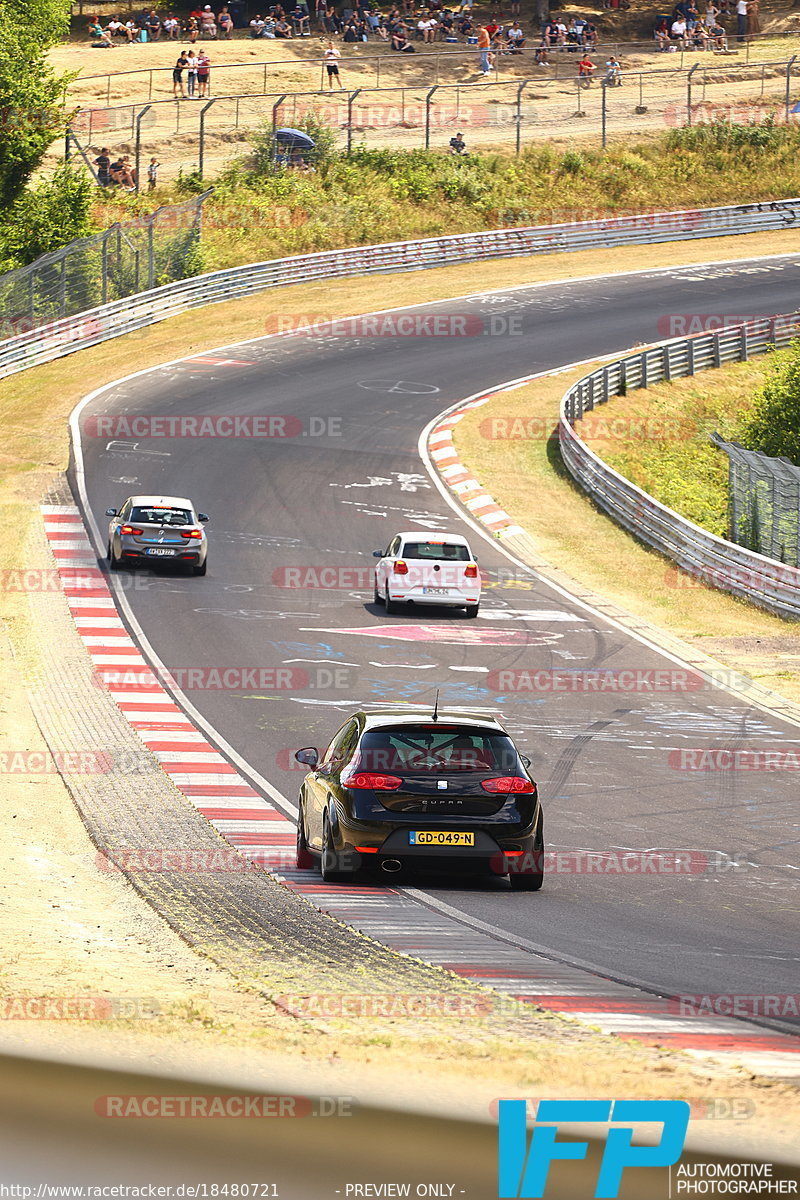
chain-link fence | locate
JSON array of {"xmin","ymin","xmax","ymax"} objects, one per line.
[
  {"xmin": 60, "ymin": 53, "xmax": 800, "ymax": 182},
  {"xmin": 0, "ymin": 190, "xmax": 211, "ymax": 340},
  {"xmin": 711, "ymin": 434, "xmax": 800, "ymax": 567}
]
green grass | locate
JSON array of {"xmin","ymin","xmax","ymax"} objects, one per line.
[{"xmin": 90, "ymin": 121, "xmax": 800, "ymax": 271}]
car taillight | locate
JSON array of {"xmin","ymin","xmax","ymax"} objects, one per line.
[
  {"xmin": 120, "ymin": 525, "xmax": 143, "ymax": 535},
  {"xmin": 481, "ymin": 777, "xmax": 535, "ymax": 794},
  {"xmin": 393, "ymin": 560, "xmax": 408, "ymax": 575},
  {"xmin": 342, "ymin": 771, "xmax": 403, "ymax": 791},
  {"xmin": 464, "ymin": 563, "xmax": 478, "ymax": 578},
  {"xmin": 181, "ymin": 529, "xmax": 203, "ymax": 538}
]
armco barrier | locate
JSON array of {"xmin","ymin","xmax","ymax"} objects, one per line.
[
  {"xmin": 0, "ymin": 196, "xmax": 798, "ymax": 379},
  {"xmin": 559, "ymin": 315, "xmax": 800, "ymax": 619}
]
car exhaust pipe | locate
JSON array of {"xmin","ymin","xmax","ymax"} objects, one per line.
[{"xmin": 381, "ymin": 859, "xmax": 403, "ymax": 873}]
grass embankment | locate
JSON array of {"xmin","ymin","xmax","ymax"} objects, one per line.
[
  {"xmin": 92, "ymin": 122, "xmax": 800, "ymax": 270},
  {"xmin": 584, "ymin": 357, "xmax": 769, "ymax": 538}
]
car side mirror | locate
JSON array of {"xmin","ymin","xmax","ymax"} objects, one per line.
[
  {"xmin": 295, "ymin": 747, "xmax": 319, "ymax": 768},
  {"xmin": 198, "ymin": 513, "xmax": 209, "ymax": 523},
  {"xmin": 372, "ymin": 550, "xmax": 383, "ymax": 558},
  {"xmin": 105, "ymin": 508, "xmax": 118, "ymax": 517}
]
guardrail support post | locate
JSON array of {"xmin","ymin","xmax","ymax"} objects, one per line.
[
  {"xmin": 714, "ymin": 332, "xmax": 722, "ymax": 367},
  {"xmin": 663, "ymin": 344, "xmax": 671, "ymax": 381},
  {"xmin": 347, "ymin": 89, "xmax": 362, "ymax": 154},
  {"xmin": 686, "ymin": 62, "xmax": 698, "ymax": 127},
  {"xmin": 515, "ymin": 81, "xmax": 529, "ymax": 156},
  {"xmin": 425, "ymin": 85, "xmax": 438, "ymax": 151},
  {"xmin": 134, "ymin": 104, "xmax": 152, "ymax": 196},
  {"xmin": 641, "ymin": 350, "xmax": 648, "ymax": 388},
  {"xmin": 198, "ymin": 99, "xmax": 216, "ymax": 180},
  {"xmin": 786, "ymin": 56, "xmax": 797, "ymax": 123},
  {"xmin": 688, "ymin": 338, "xmax": 695, "ymax": 376},
  {"xmin": 741, "ymin": 325, "xmax": 748, "ymax": 360}
]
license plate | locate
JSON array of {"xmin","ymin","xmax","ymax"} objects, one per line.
[
  {"xmin": 423, "ymin": 587, "xmax": 451, "ymax": 595},
  {"xmin": 409, "ymin": 831, "xmax": 475, "ymax": 847},
  {"xmin": 146, "ymin": 548, "xmax": 176, "ymax": 556}
]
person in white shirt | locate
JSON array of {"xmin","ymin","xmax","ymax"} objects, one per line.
[
  {"xmin": 186, "ymin": 51, "xmax": 199, "ymax": 95},
  {"xmin": 324, "ymin": 41, "xmax": 343, "ymax": 87},
  {"xmin": 417, "ymin": 15, "xmax": 436, "ymax": 40},
  {"xmin": 670, "ymin": 17, "xmax": 687, "ymax": 43},
  {"xmin": 736, "ymin": 0, "xmax": 747, "ymax": 40}
]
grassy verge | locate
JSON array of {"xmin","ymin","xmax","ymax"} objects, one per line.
[
  {"xmin": 583, "ymin": 357, "xmax": 770, "ymax": 538},
  {"xmin": 89, "ymin": 123, "xmax": 800, "ymax": 271}
]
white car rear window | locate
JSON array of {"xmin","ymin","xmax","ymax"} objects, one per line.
[{"xmin": 401, "ymin": 541, "xmax": 470, "ymax": 561}]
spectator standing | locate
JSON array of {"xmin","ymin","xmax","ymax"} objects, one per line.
[
  {"xmin": 324, "ymin": 40, "xmax": 344, "ymax": 86},
  {"xmin": 186, "ymin": 50, "xmax": 199, "ymax": 95},
  {"xmin": 147, "ymin": 157, "xmax": 160, "ymax": 189},
  {"xmin": 736, "ymin": 0, "xmax": 746, "ymax": 40},
  {"xmin": 173, "ymin": 50, "xmax": 188, "ymax": 94},
  {"xmin": 477, "ymin": 24, "xmax": 492, "ymax": 75},
  {"xmin": 746, "ymin": 0, "xmax": 760, "ymax": 38},
  {"xmin": 197, "ymin": 50, "xmax": 211, "ymax": 93}
]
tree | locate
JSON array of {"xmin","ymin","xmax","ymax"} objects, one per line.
[
  {"xmin": 0, "ymin": 163, "xmax": 93, "ymax": 270},
  {"xmin": 0, "ymin": 0, "xmax": 72, "ymax": 210},
  {"xmin": 740, "ymin": 340, "xmax": 800, "ymax": 466}
]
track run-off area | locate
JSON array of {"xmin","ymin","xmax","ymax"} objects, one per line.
[{"xmin": 55, "ymin": 251, "xmax": 800, "ymax": 1076}]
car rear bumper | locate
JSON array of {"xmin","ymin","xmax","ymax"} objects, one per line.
[
  {"xmin": 386, "ymin": 588, "xmax": 480, "ymax": 607},
  {"xmin": 343, "ymin": 824, "xmax": 537, "ymax": 874}
]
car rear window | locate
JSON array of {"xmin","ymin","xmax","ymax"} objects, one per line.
[
  {"xmin": 130, "ymin": 506, "xmax": 192, "ymax": 526},
  {"xmin": 401, "ymin": 542, "xmax": 470, "ymax": 561},
  {"xmin": 357, "ymin": 727, "xmax": 521, "ymax": 774}
]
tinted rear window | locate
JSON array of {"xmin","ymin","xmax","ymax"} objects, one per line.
[
  {"xmin": 131, "ymin": 506, "xmax": 192, "ymax": 526},
  {"xmin": 401, "ymin": 542, "xmax": 470, "ymax": 561},
  {"xmin": 357, "ymin": 727, "xmax": 521, "ymax": 774}
]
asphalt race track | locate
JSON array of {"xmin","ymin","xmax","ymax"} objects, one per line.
[{"xmin": 74, "ymin": 253, "xmax": 800, "ymax": 1030}]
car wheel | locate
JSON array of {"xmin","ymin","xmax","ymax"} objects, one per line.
[
  {"xmin": 465, "ymin": 603, "xmax": 479, "ymax": 618},
  {"xmin": 509, "ymin": 825, "xmax": 544, "ymax": 891},
  {"xmin": 295, "ymin": 806, "xmax": 315, "ymax": 870},
  {"xmin": 108, "ymin": 541, "xmax": 121, "ymax": 571},
  {"xmin": 193, "ymin": 558, "xmax": 207, "ymax": 576},
  {"xmin": 374, "ymin": 581, "xmax": 384, "ymax": 605},
  {"xmin": 385, "ymin": 586, "xmax": 401, "ymax": 615},
  {"xmin": 321, "ymin": 814, "xmax": 355, "ymax": 883}
]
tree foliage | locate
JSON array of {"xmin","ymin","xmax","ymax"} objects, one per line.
[
  {"xmin": 739, "ymin": 341, "xmax": 800, "ymax": 466},
  {"xmin": 0, "ymin": 0, "xmax": 72, "ymax": 210},
  {"xmin": 0, "ymin": 163, "xmax": 93, "ymax": 271}
]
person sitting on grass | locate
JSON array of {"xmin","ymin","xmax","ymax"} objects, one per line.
[
  {"xmin": 107, "ymin": 14, "xmax": 132, "ymax": 40},
  {"xmin": 449, "ymin": 130, "xmax": 467, "ymax": 154},
  {"xmin": 535, "ymin": 41, "xmax": 550, "ymax": 64},
  {"xmin": 274, "ymin": 15, "xmax": 293, "ymax": 35},
  {"xmin": 603, "ymin": 54, "xmax": 622, "ymax": 83},
  {"xmin": 578, "ymin": 51, "xmax": 595, "ymax": 81},
  {"xmin": 456, "ymin": 13, "xmax": 473, "ymax": 34},
  {"xmin": 163, "ymin": 13, "xmax": 180, "ymax": 36},
  {"xmin": 89, "ymin": 19, "xmax": 114, "ymax": 44},
  {"xmin": 506, "ymin": 20, "xmax": 524, "ymax": 51},
  {"xmin": 654, "ymin": 16, "xmax": 670, "ymax": 47}
]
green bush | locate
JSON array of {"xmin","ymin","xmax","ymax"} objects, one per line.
[{"xmin": 739, "ymin": 341, "xmax": 800, "ymax": 465}]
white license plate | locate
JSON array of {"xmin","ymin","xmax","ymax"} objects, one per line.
[
  {"xmin": 423, "ymin": 587, "xmax": 451, "ymax": 595},
  {"xmin": 146, "ymin": 548, "xmax": 176, "ymax": 556}
]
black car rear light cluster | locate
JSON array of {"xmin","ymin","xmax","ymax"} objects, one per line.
[{"xmin": 481, "ymin": 777, "xmax": 536, "ymax": 794}]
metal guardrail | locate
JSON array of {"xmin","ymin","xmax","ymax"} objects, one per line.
[
  {"xmin": 1, "ymin": 196, "xmax": 798, "ymax": 379},
  {"xmin": 559, "ymin": 315, "xmax": 800, "ymax": 619}
]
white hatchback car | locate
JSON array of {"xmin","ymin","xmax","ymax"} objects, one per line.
[{"xmin": 373, "ymin": 531, "xmax": 481, "ymax": 617}]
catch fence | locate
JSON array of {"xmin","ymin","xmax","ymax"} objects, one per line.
[
  {"xmin": 0, "ymin": 191, "xmax": 211, "ymax": 341},
  {"xmin": 63, "ymin": 54, "xmax": 800, "ymax": 184},
  {"xmin": 711, "ymin": 434, "xmax": 800, "ymax": 567}
]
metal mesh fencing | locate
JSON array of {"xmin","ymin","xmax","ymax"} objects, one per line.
[
  {"xmin": 711, "ymin": 434, "xmax": 800, "ymax": 566},
  {"xmin": 0, "ymin": 191, "xmax": 211, "ymax": 340}
]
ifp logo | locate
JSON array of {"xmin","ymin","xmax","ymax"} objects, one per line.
[{"xmin": 498, "ymin": 1100, "xmax": 690, "ymax": 1198}]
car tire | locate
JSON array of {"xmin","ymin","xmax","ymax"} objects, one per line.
[
  {"xmin": 321, "ymin": 814, "xmax": 355, "ymax": 883},
  {"xmin": 108, "ymin": 541, "xmax": 121, "ymax": 571},
  {"xmin": 295, "ymin": 807, "xmax": 315, "ymax": 870},
  {"xmin": 509, "ymin": 824, "xmax": 544, "ymax": 891},
  {"xmin": 385, "ymin": 587, "xmax": 401, "ymax": 615},
  {"xmin": 193, "ymin": 558, "xmax": 207, "ymax": 576},
  {"xmin": 374, "ymin": 581, "xmax": 384, "ymax": 605},
  {"xmin": 465, "ymin": 603, "xmax": 479, "ymax": 618}
]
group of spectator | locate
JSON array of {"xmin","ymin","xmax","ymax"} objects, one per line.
[
  {"xmin": 248, "ymin": 7, "xmax": 312, "ymax": 37},
  {"xmin": 654, "ymin": 0, "xmax": 758, "ymax": 48},
  {"xmin": 92, "ymin": 148, "xmax": 159, "ymax": 189},
  {"xmin": 89, "ymin": 7, "xmax": 235, "ymax": 45},
  {"xmin": 171, "ymin": 50, "xmax": 213, "ymax": 94}
]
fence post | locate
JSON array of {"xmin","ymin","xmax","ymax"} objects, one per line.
[
  {"xmin": 65, "ymin": 127, "xmax": 72, "ymax": 164},
  {"xmin": 347, "ymin": 89, "xmax": 361, "ymax": 154},
  {"xmin": 686, "ymin": 62, "xmax": 698, "ymax": 126},
  {"xmin": 425, "ymin": 85, "xmax": 438, "ymax": 150},
  {"xmin": 198, "ymin": 99, "xmax": 216, "ymax": 179},
  {"xmin": 786, "ymin": 55, "xmax": 797, "ymax": 123},
  {"xmin": 148, "ymin": 219, "xmax": 155, "ymax": 290},
  {"xmin": 134, "ymin": 104, "xmax": 152, "ymax": 195},
  {"xmin": 272, "ymin": 94, "xmax": 287, "ymax": 139},
  {"xmin": 264, "ymin": 62, "xmax": 268, "ymax": 95},
  {"xmin": 148, "ymin": 69, "xmax": 153, "ymax": 101},
  {"xmin": 601, "ymin": 78, "xmax": 607, "ymax": 148},
  {"xmin": 515, "ymin": 81, "xmax": 529, "ymax": 155}
]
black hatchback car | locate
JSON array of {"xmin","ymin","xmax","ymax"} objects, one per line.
[{"xmin": 294, "ymin": 707, "xmax": 543, "ymax": 890}]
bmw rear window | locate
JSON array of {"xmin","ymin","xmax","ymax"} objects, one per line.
[
  {"xmin": 357, "ymin": 727, "xmax": 521, "ymax": 774},
  {"xmin": 130, "ymin": 506, "xmax": 192, "ymax": 526},
  {"xmin": 401, "ymin": 542, "xmax": 470, "ymax": 561}
]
